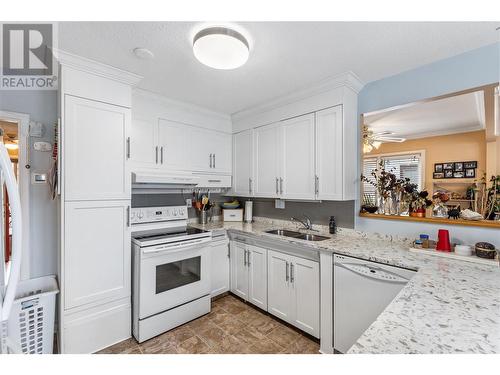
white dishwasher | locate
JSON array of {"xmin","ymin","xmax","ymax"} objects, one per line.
[{"xmin": 333, "ymin": 254, "xmax": 416, "ymax": 353}]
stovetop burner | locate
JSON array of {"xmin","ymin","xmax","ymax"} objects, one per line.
[{"xmin": 134, "ymin": 227, "xmax": 208, "ymax": 241}]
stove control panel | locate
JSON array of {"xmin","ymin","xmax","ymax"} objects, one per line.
[{"xmin": 130, "ymin": 205, "xmax": 188, "ymax": 224}]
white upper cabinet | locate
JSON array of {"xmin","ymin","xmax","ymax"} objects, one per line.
[
  {"xmin": 130, "ymin": 118, "xmax": 158, "ymax": 169},
  {"xmin": 129, "ymin": 117, "xmax": 232, "ymax": 175},
  {"xmin": 64, "ymin": 95, "xmax": 131, "ymax": 201},
  {"xmin": 233, "ymin": 104, "xmax": 356, "ymax": 201},
  {"xmin": 280, "ymin": 114, "xmax": 315, "ymax": 200},
  {"xmin": 254, "ymin": 123, "xmax": 281, "ymax": 197},
  {"xmin": 158, "ymin": 119, "xmax": 189, "ymax": 170},
  {"xmin": 315, "ymin": 106, "xmax": 343, "ymax": 200},
  {"xmin": 189, "ymin": 126, "xmax": 214, "ymax": 172},
  {"xmin": 231, "ymin": 76, "xmax": 360, "ymax": 201},
  {"xmin": 232, "ymin": 129, "xmax": 254, "ymax": 196},
  {"xmin": 188, "ymin": 127, "xmax": 232, "ymax": 174},
  {"xmin": 209, "ymin": 131, "xmax": 232, "ymax": 174}
]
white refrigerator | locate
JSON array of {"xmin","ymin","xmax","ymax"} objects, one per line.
[{"xmin": 0, "ymin": 141, "xmax": 23, "ymax": 354}]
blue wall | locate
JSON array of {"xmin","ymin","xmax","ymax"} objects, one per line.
[
  {"xmin": 359, "ymin": 42, "xmax": 499, "ymax": 114},
  {"xmin": 0, "ymin": 90, "xmax": 58, "ymax": 278},
  {"xmin": 356, "ymin": 42, "xmax": 500, "ymax": 245}
]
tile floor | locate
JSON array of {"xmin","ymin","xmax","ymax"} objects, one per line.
[{"xmin": 99, "ymin": 294, "xmax": 320, "ymax": 354}]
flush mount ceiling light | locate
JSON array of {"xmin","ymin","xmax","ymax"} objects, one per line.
[{"xmin": 193, "ymin": 27, "xmax": 249, "ymax": 70}]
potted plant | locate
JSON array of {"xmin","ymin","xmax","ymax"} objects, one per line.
[
  {"xmin": 404, "ymin": 187, "xmax": 432, "ymax": 218},
  {"xmin": 361, "ymin": 161, "xmax": 400, "ymax": 215}
]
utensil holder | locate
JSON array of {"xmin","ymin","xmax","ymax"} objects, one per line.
[{"xmin": 199, "ymin": 210, "xmax": 208, "ymax": 224}]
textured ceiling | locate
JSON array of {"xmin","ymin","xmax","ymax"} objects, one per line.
[
  {"xmin": 365, "ymin": 91, "xmax": 485, "ymax": 139},
  {"xmin": 58, "ymin": 22, "xmax": 499, "ymax": 114}
]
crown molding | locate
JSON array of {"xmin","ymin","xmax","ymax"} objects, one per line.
[
  {"xmin": 133, "ymin": 88, "xmax": 231, "ymax": 122},
  {"xmin": 54, "ymin": 49, "xmax": 143, "ymax": 86},
  {"xmin": 232, "ymin": 71, "xmax": 364, "ymax": 122}
]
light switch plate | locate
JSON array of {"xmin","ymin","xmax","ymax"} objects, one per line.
[
  {"xmin": 275, "ymin": 199, "xmax": 285, "ymax": 209},
  {"xmin": 185, "ymin": 198, "xmax": 192, "ymax": 207}
]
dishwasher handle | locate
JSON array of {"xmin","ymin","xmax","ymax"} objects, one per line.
[{"xmin": 335, "ymin": 262, "xmax": 410, "ymax": 284}]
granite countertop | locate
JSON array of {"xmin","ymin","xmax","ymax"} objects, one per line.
[{"xmin": 191, "ymin": 218, "xmax": 500, "ymax": 354}]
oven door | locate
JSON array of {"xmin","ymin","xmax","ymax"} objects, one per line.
[{"xmin": 138, "ymin": 238, "xmax": 211, "ymax": 319}]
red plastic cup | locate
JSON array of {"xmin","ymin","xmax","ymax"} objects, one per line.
[{"xmin": 436, "ymin": 229, "xmax": 451, "ymax": 252}]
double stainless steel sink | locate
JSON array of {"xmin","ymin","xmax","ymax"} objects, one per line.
[{"xmin": 265, "ymin": 229, "xmax": 329, "ymax": 241}]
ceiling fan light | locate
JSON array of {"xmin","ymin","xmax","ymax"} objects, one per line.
[
  {"xmin": 5, "ymin": 143, "xmax": 18, "ymax": 150},
  {"xmin": 193, "ymin": 27, "xmax": 249, "ymax": 70}
]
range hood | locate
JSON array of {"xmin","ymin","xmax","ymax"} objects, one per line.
[{"xmin": 132, "ymin": 172, "xmax": 200, "ymax": 189}]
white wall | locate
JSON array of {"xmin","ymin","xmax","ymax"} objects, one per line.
[
  {"xmin": 0, "ymin": 90, "xmax": 58, "ymax": 278},
  {"xmin": 132, "ymin": 88, "xmax": 232, "ymax": 133}
]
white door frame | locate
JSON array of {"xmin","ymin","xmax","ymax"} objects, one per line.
[{"xmin": 0, "ymin": 110, "xmax": 31, "ymax": 280}]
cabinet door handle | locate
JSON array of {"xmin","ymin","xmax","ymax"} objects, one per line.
[
  {"xmin": 126, "ymin": 206, "xmax": 130, "ymax": 227},
  {"xmin": 247, "ymin": 250, "xmax": 251, "ymax": 267},
  {"xmin": 209, "ymin": 154, "xmax": 213, "ymax": 168},
  {"xmin": 285, "ymin": 261, "xmax": 289, "ymax": 282},
  {"xmin": 155, "ymin": 146, "xmax": 159, "ymax": 164},
  {"xmin": 280, "ymin": 178, "xmax": 283, "ymax": 195},
  {"xmin": 160, "ymin": 146, "xmax": 164, "ymax": 164},
  {"xmin": 213, "ymin": 154, "xmax": 216, "ymax": 169},
  {"xmin": 290, "ymin": 263, "xmax": 294, "ymax": 283},
  {"xmin": 275, "ymin": 177, "xmax": 279, "ymax": 195},
  {"xmin": 315, "ymin": 175, "xmax": 319, "ymax": 195},
  {"xmin": 227, "ymin": 246, "xmax": 230, "ymax": 259},
  {"xmin": 249, "ymin": 178, "xmax": 252, "ymax": 194},
  {"xmin": 243, "ymin": 249, "xmax": 247, "ymax": 266},
  {"xmin": 126, "ymin": 137, "xmax": 131, "ymax": 159}
]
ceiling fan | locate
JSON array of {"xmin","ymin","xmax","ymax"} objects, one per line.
[{"xmin": 362, "ymin": 125, "xmax": 406, "ymax": 153}]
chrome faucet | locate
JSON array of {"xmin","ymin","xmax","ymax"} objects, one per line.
[{"xmin": 291, "ymin": 215, "xmax": 316, "ymax": 231}]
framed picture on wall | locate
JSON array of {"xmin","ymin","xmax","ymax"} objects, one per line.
[
  {"xmin": 465, "ymin": 168, "xmax": 476, "ymax": 178},
  {"xmin": 454, "ymin": 162, "xmax": 464, "ymax": 172},
  {"xmin": 443, "ymin": 163, "xmax": 454, "ymax": 170},
  {"xmin": 434, "ymin": 164, "xmax": 443, "ymax": 172},
  {"xmin": 433, "ymin": 172, "xmax": 445, "ymax": 179},
  {"xmin": 453, "ymin": 171, "xmax": 465, "ymax": 178},
  {"xmin": 464, "ymin": 161, "xmax": 477, "ymax": 169},
  {"xmin": 444, "ymin": 170, "xmax": 454, "ymax": 178}
]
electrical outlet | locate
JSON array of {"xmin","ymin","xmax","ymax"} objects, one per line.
[
  {"xmin": 186, "ymin": 198, "xmax": 192, "ymax": 207},
  {"xmin": 275, "ymin": 199, "xmax": 285, "ymax": 209}
]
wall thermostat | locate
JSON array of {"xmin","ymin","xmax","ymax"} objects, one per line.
[
  {"xmin": 29, "ymin": 121, "xmax": 44, "ymax": 138},
  {"xmin": 33, "ymin": 141, "xmax": 52, "ymax": 152},
  {"xmin": 31, "ymin": 172, "xmax": 47, "ymax": 184}
]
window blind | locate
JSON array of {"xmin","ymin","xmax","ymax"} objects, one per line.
[
  {"xmin": 382, "ymin": 153, "xmax": 422, "ymax": 190},
  {"xmin": 362, "ymin": 157, "xmax": 377, "ymax": 204},
  {"xmin": 362, "ymin": 152, "xmax": 423, "ymax": 203}
]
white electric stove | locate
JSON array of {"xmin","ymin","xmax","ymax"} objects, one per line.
[{"xmin": 131, "ymin": 206, "xmax": 212, "ymax": 343}]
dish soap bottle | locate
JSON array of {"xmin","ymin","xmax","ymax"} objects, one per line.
[{"xmin": 329, "ymin": 216, "xmax": 337, "ymax": 234}]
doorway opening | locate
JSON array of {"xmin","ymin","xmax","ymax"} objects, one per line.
[
  {"xmin": 0, "ymin": 120, "xmax": 19, "ymax": 265},
  {"xmin": 0, "ymin": 111, "xmax": 30, "ymax": 281}
]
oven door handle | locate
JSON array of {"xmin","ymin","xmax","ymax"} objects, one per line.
[{"xmin": 142, "ymin": 238, "xmax": 210, "ymax": 254}]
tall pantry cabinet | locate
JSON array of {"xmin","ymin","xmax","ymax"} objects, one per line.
[{"xmin": 57, "ymin": 51, "xmax": 142, "ymax": 353}]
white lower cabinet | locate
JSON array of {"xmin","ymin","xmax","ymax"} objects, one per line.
[
  {"xmin": 230, "ymin": 241, "xmax": 267, "ymax": 310},
  {"xmin": 64, "ymin": 200, "xmax": 131, "ymax": 310},
  {"xmin": 210, "ymin": 239, "xmax": 230, "ymax": 297},
  {"xmin": 62, "ymin": 200, "xmax": 131, "ymax": 353},
  {"xmin": 63, "ymin": 298, "xmax": 131, "ymax": 354},
  {"xmin": 267, "ymin": 250, "xmax": 320, "ymax": 338}
]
